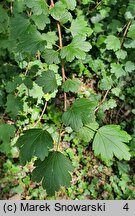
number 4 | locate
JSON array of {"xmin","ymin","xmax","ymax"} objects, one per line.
[{"xmin": 123, "ymin": 203, "xmax": 129, "ymax": 211}]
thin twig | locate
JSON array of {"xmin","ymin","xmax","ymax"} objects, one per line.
[
  {"xmin": 95, "ymin": 89, "xmax": 109, "ymax": 112},
  {"xmin": 118, "ymin": 23, "xmax": 127, "ymax": 36},
  {"xmin": 32, "ymin": 101, "xmax": 47, "ymax": 128},
  {"xmin": 50, "ymin": 0, "xmax": 67, "ymax": 112},
  {"xmin": 57, "ymin": 22, "xmax": 63, "ymax": 48},
  {"xmin": 57, "ymin": 24, "xmax": 66, "ymax": 75},
  {"xmin": 25, "ymin": 66, "xmax": 29, "ymax": 75},
  {"xmin": 77, "ymin": 0, "xmax": 81, "ymax": 5},
  {"xmin": 120, "ymin": 20, "xmax": 132, "ymax": 48},
  {"xmin": 50, "ymin": 0, "xmax": 54, "ymax": 7},
  {"xmin": 10, "ymin": 1, "xmax": 13, "ymax": 14},
  {"xmin": 90, "ymin": 0, "xmax": 102, "ymax": 13},
  {"xmin": 115, "ymin": 102, "xmax": 125, "ymax": 123},
  {"xmin": 95, "ymin": 1, "xmax": 102, "ymax": 9},
  {"xmin": 57, "ymin": 21, "xmax": 67, "ymax": 111},
  {"xmin": 56, "ymin": 129, "xmax": 62, "ymax": 151}
]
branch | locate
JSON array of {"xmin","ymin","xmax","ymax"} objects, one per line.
[
  {"xmin": 32, "ymin": 101, "xmax": 47, "ymax": 128},
  {"xmin": 57, "ymin": 21, "xmax": 67, "ymax": 112},
  {"xmin": 95, "ymin": 1, "xmax": 102, "ymax": 9},
  {"xmin": 95, "ymin": 89, "xmax": 109, "ymax": 112},
  {"xmin": 120, "ymin": 20, "xmax": 132, "ymax": 48},
  {"xmin": 50, "ymin": 0, "xmax": 54, "ymax": 7},
  {"xmin": 10, "ymin": 1, "xmax": 13, "ymax": 14},
  {"xmin": 50, "ymin": 0, "xmax": 67, "ymax": 112}
]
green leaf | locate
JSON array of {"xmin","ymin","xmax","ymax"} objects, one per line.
[
  {"xmin": 111, "ymin": 87, "xmax": 121, "ymax": 97},
  {"xmin": 29, "ymin": 83, "xmax": 44, "ymax": 102},
  {"xmin": 111, "ymin": 63, "xmax": 126, "ymax": 78},
  {"xmin": 0, "ymin": 6, "xmax": 8, "ymax": 23},
  {"xmin": 23, "ymin": 77, "xmax": 33, "ymax": 89},
  {"xmin": 82, "ymin": 0, "xmax": 93, "ymax": 4},
  {"xmin": 17, "ymin": 26, "xmax": 46, "ymax": 54},
  {"xmin": 124, "ymin": 40, "xmax": 135, "ymax": 48},
  {"xmin": 102, "ymin": 98, "xmax": 117, "ymax": 111},
  {"xmin": 92, "ymin": 125, "xmax": 131, "ymax": 162},
  {"xmin": 127, "ymin": 0, "xmax": 135, "ymax": 17},
  {"xmin": 16, "ymin": 129, "xmax": 54, "ymax": 165},
  {"xmin": 61, "ymin": 0, "xmax": 76, "ymax": 10},
  {"xmin": 115, "ymin": 50, "xmax": 127, "ymax": 60},
  {"xmin": 61, "ymin": 36, "xmax": 91, "ymax": 62},
  {"xmin": 36, "ymin": 70, "xmax": 58, "ymax": 93},
  {"xmin": 62, "ymin": 98, "xmax": 96, "ymax": 131},
  {"xmin": 50, "ymin": 2, "xmax": 65, "ymax": 20},
  {"xmin": 125, "ymin": 61, "xmax": 135, "ymax": 73},
  {"xmin": 50, "ymin": 2, "xmax": 72, "ymax": 24},
  {"xmin": 0, "ymin": 90, "xmax": 5, "ymax": 107},
  {"xmin": 10, "ymin": 14, "xmax": 30, "ymax": 39},
  {"xmin": 25, "ymin": 0, "xmax": 48, "ymax": 15},
  {"xmin": 117, "ymin": 161, "xmax": 130, "ymax": 175},
  {"xmin": 6, "ymin": 76, "xmax": 22, "ymax": 93},
  {"xmin": 32, "ymin": 151, "xmax": 73, "ymax": 196},
  {"xmin": 91, "ymin": 14, "xmax": 103, "ymax": 24},
  {"xmin": 78, "ymin": 122, "xmax": 99, "ymax": 142},
  {"xmin": 24, "ymin": 0, "xmax": 49, "ymax": 30},
  {"xmin": 0, "ymin": 5, "xmax": 9, "ymax": 34},
  {"xmin": 70, "ymin": 17, "xmax": 93, "ymax": 37},
  {"xmin": 10, "ymin": 16, "xmax": 46, "ymax": 53},
  {"xmin": 42, "ymin": 49, "xmax": 60, "ymax": 64},
  {"xmin": 99, "ymin": 75, "xmax": 113, "ymax": 90},
  {"xmin": 31, "ymin": 13, "xmax": 50, "ymax": 30},
  {"xmin": 105, "ymin": 35, "xmax": 121, "ymax": 51},
  {"xmin": 58, "ymin": 11, "xmax": 72, "ymax": 24},
  {"xmin": 6, "ymin": 94, "xmax": 23, "ymax": 119},
  {"xmin": 0, "ymin": 124, "xmax": 15, "ymax": 154},
  {"xmin": 42, "ymin": 31, "xmax": 58, "ymax": 49},
  {"xmin": 88, "ymin": 58, "xmax": 105, "ymax": 73},
  {"xmin": 72, "ymin": 36, "xmax": 91, "ymax": 52},
  {"xmin": 62, "ymin": 79, "xmax": 81, "ymax": 93},
  {"xmin": 127, "ymin": 23, "xmax": 135, "ymax": 39},
  {"xmin": 61, "ymin": 45, "xmax": 85, "ymax": 62},
  {"xmin": 13, "ymin": 0, "xmax": 25, "ymax": 13}
]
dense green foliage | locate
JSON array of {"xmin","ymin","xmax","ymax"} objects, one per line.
[{"xmin": 0, "ymin": 0, "xmax": 135, "ymax": 198}]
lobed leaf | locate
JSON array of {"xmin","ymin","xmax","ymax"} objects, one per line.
[
  {"xmin": 127, "ymin": 23, "xmax": 135, "ymax": 39},
  {"xmin": 61, "ymin": 36, "xmax": 91, "ymax": 62},
  {"xmin": 0, "ymin": 124, "xmax": 15, "ymax": 154},
  {"xmin": 31, "ymin": 13, "xmax": 50, "ymax": 30},
  {"xmin": 62, "ymin": 98, "xmax": 97, "ymax": 131},
  {"xmin": 16, "ymin": 129, "xmax": 54, "ymax": 165},
  {"xmin": 6, "ymin": 94, "xmax": 23, "ymax": 119},
  {"xmin": 32, "ymin": 151, "xmax": 74, "ymax": 196},
  {"xmin": 70, "ymin": 17, "xmax": 93, "ymax": 37},
  {"xmin": 125, "ymin": 61, "xmax": 135, "ymax": 73},
  {"xmin": 42, "ymin": 31, "xmax": 58, "ymax": 49},
  {"xmin": 105, "ymin": 35, "xmax": 120, "ymax": 51},
  {"xmin": 61, "ymin": 0, "xmax": 76, "ymax": 10},
  {"xmin": 36, "ymin": 70, "xmax": 58, "ymax": 93},
  {"xmin": 92, "ymin": 125, "xmax": 131, "ymax": 162},
  {"xmin": 10, "ymin": 14, "xmax": 30, "ymax": 39},
  {"xmin": 111, "ymin": 63, "xmax": 126, "ymax": 78},
  {"xmin": 62, "ymin": 79, "xmax": 81, "ymax": 93},
  {"xmin": 17, "ymin": 26, "xmax": 47, "ymax": 54},
  {"xmin": 42, "ymin": 49, "xmax": 60, "ymax": 64},
  {"xmin": 50, "ymin": 2, "xmax": 72, "ymax": 24},
  {"xmin": 25, "ymin": 0, "xmax": 48, "ymax": 15},
  {"xmin": 78, "ymin": 122, "xmax": 99, "ymax": 142}
]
